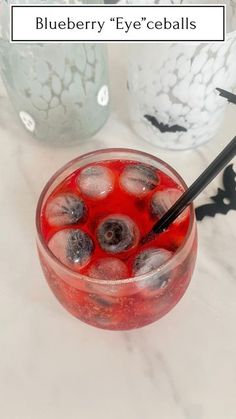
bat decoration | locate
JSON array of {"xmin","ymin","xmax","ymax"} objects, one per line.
[
  {"xmin": 144, "ymin": 114, "xmax": 187, "ymax": 133},
  {"xmin": 216, "ymin": 88, "xmax": 236, "ymax": 105},
  {"xmin": 195, "ymin": 164, "xmax": 236, "ymax": 221}
]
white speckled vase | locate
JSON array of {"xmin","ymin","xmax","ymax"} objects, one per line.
[
  {"xmin": 127, "ymin": 1, "xmax": 236, "ymax": 150},
  {"xmin": 0, "ymin": 0, "xmax": 110, "ymax": 146}
]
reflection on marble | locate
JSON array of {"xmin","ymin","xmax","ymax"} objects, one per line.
[{"xmin": 0, "ymin": 45, "xmax": 236, "ymax": 419}]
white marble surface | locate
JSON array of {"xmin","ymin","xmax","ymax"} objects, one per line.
[{"xmin": 0, "ymin": 44, "xmax": 236, "ymax": 419}]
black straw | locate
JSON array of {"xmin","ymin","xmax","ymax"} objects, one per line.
[
  {"xmin": 216, "ymin": 88, "xmax": 236, "ymax": 105},
  {"xmin": 141, "ymin": 136, "xmax": 236, "ymax": 245}
]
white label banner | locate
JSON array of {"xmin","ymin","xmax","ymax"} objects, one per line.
[{"xmin": 11, "ymin": 5, "xmax": 225, "ymax": 43}]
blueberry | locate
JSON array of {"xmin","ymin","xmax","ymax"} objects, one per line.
[
  {"xmin": 77, "ymin": 165, "xmax": 114, "ymax": 199},
  {"xmin": 151, "ymin": 189, "xmax": 188, "ymax": 225},
  {"xmin": 120, "ymin": 163, "xmax": 159, "ymax": 197},
  {"xmin": 48, "ymin": 229, "xmax": 94, "ymax": 269},
  {"xmin": 133, "ymin": 248, "xmax": 173, "ymax": 289},
  {"xmin": 45, "ymin": 194, "xmax": 86, "ymax": 226},
  {"xmin": 97, "ymin": 215, "xmax": 139, "ymax": 254},
  {"xmin": 66, "ymin": 229, "xmax": 94, "ymax": 265}
]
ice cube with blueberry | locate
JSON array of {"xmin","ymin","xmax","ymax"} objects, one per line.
[
  {"xmin": 45, "ymin": 193, "xmax": 86, "ymax": 227},
  {"xmin": 48, "ymin": 228, "xmax": 94, "ymax": 269},
  {"xmin": 133, "ymin": 248, "xmax": 173, "ymax": 294},
  {"xmin": 77, "ymin": 165, "xmax": 114, "ymax": 199},
  {"xmin": 120, "ymin": 163, "xmax": 159, "ymax": 197},
  {"xmin": 151, "ymin": 188, "xmax": 189, "ymax": 224},
  {"xmin": 97, "ymin": 214, "xmax": 139, "ymax": 254}
]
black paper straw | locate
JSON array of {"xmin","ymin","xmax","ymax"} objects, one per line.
[
  {"xmin": 216, "ymin": 88, "xmax": 236, "ymax": 105},
  {"xmin": 141, "ymin": 136, "xmax": 236, "ymax": 245}
]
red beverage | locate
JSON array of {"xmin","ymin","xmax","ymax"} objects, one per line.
[{"xmin": 36, "ymin": 149, "xmax": 197, "ymax": 330}]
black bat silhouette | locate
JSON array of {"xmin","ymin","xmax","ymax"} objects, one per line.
[
  {"xmin": 144, "ymin": 114, "xmax": 187, "ymax": 133},
  {"xmin": 216, "ymin": 88, "xmax": 236, "ymax": 105},
  {"xmin": 195, "ymin": 164, "xmax": 236, "ymax": 221}
]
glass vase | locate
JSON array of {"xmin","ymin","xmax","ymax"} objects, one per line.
[
  {"xmin": 127, "ymin": 0, "xmax": 236, "ymax": 150},
  {"xmin": 0, "ymin": 0, "xmax": 110, "ymax": 146}
]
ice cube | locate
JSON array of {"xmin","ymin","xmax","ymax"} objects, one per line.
[
  {"xmin": 45, "ymin": 193, "xmax": 86, "ymax": 227},
  {"xmin": 133, "ymin": 248, "xmax": 172, "ymax": 288},
  {"xmin": 120, "ymin": 163, "xmax": 159, "ymax": 197},
  {"xmin": 77, "ymin": 165, "xmax": 114, "ymax": 199},
  {"xmin": 88, "ymin": 257, "xmax": 128, "ymax": 280},
  {"xmin": 151, "ymin": 188, "xmax": 188, "ymax": 224},
  {"xmin": 97, "ymin": 214, "xmax": 139, "ymax": 254},
  {"xmin": 48, "ymin": 229, "xmax": 94, "ymax": 268}
]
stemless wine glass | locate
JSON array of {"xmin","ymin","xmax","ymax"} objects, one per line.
[{"xmin": 36, "ymin": 149, "xmax": 197, "ymax": 330}]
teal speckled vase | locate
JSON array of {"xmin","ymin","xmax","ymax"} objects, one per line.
[{"xmin": 0, "ymin": 0, "xmax": 110, "ymax": 146}]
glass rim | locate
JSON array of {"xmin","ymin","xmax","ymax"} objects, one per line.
[{"xmin": 36, "ymin": 147, "xmax": 196, "ymax": 285}]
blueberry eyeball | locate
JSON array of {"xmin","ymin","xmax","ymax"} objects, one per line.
[
  {"xmin": 133, "ymin": 248, "xmax": 173, "ymax": 288},
  {"xmin": 120, "ymin": 163, "xmax": 159, "ymax": 196},
  {"xmin": 151, "ymin": 188, "xmax": 188, "ymax": 224},
  {"xmin": 45, "ymin": 194, "xmax": 86, "ymax": 226},
  {"xmin": 97, "ymin": 214, "xmax": 139, "ymax": 254},
  {"xmin": 77, "ymin": 165, "xmax": 114, "ymax": 199},
  {"xmin": 48, "ymin": 229, "xmax": 94, "ymax": 269}
]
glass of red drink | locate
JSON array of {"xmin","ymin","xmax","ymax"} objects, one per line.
[{"xmin": 36, "ymin": 149, "xmax": 197, "ymax": 330}]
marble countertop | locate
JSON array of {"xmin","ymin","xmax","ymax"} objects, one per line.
[{"xmin": 0, "ymin": 44, "xmax": 236, "ymax": 419}]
